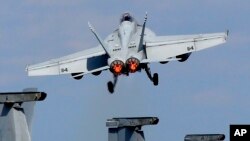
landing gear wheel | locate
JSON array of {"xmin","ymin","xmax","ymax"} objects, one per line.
[
  {"xmin": 153, "ymin": 73, "xmax": 158, "ymax": 86},
  {"xmin": 107, "ymin": 81, "xmax": 114, "ymax": 94}
]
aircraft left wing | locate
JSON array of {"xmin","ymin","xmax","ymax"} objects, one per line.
[
  {"xmin": 142, "ymin": 31, "xmax": 228, "ymax": 63},
  {"xmin": 26, "ymin": 45, "xmax": 109, "ymax": 76}
]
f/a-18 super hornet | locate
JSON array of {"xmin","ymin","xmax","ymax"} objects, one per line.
[{"xmin": 26, "ymin": 12, "xmax": 228, "ymax": 94}]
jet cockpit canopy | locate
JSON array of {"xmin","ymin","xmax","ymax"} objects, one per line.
[{"xmin": 120, "ymin": 12, "xmax": 134, "ymax": 23}]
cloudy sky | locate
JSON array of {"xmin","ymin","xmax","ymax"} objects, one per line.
[{"xmin": 1, "ymin": 1, "xmax": 249, "ymax": 141}]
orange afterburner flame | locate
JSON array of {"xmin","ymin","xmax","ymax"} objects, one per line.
[
  {"xmin": 113, "ymin": 64, "xmax": 123, "ymax": 74},
  {"xmin": 110, "ymin": 60, "xmax": 124, "ymax": 75},
  {"xmin": 126, "ymin": 58, "xmax": 140, "ymax": 73}
]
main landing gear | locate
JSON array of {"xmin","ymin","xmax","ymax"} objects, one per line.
[
  {"xmin": 107, "ymin": 75, "xmax": 118, "ymax": 94},
  {"xmin": 107, "ymin": 64, "xmax": 158, "ymax": 94},
  {"xmin": 144, "ymin": 64, "xmax": 159, "ymax": 86}
]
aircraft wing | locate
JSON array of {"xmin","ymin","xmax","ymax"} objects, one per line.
[
  {"xmin": 142, "ymin": 31, "xmax": 228, "ymax": 63},
  {"xmin": 26, "ymin": 46, "xmax": 109, "ymax": 76}
]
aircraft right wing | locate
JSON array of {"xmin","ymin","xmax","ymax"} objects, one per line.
[
  {"xmin": 26, "ymin": 45, "xmax": 109, "ymax": 76},
  {"xmin": 142, "ymin": 31, "xmax": 228, "ymax": 63}
]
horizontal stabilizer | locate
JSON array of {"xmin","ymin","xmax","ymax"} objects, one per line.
[
  {"xmin": 0, "ymin": 92, "xmax": 47, "ymax": 104},
  {"xmin": 185, "ymin": 134, "xmax": 225, "ymax": 141}
]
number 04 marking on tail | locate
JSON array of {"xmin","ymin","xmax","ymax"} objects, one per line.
[
  {"xmin": 187, "ymin": 46, "xmax": 194, "ymax": 51},
  {"xmin": 61, "ymin": 68, "xmax": 68, "ymax": 73}
]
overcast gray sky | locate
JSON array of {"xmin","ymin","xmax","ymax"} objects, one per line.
[{"xmin": 0, "ymin": 1, "xmax": 249, "ymax": 141}]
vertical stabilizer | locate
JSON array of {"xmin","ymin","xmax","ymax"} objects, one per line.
[{"xmin": 138, "ymin": 12, "xmax": 148, "ymax": 56}]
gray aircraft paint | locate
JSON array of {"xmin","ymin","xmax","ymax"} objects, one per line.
[{"xmin": 26, "ymin": 13, "xmax": 228, "ymax": 93}]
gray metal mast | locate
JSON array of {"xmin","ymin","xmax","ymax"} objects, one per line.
[
  {"xmin": 0, "ymin": 88, "xmax": 46, "ymax": 141},
  {"xmin": 106, "ymin": 117, "xmax": 159, "ymax": 141}
]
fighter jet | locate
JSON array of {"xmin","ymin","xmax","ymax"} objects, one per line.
[{"xmin": 26, "ymin": 12, "xmax": 228, "ymax": 94}]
